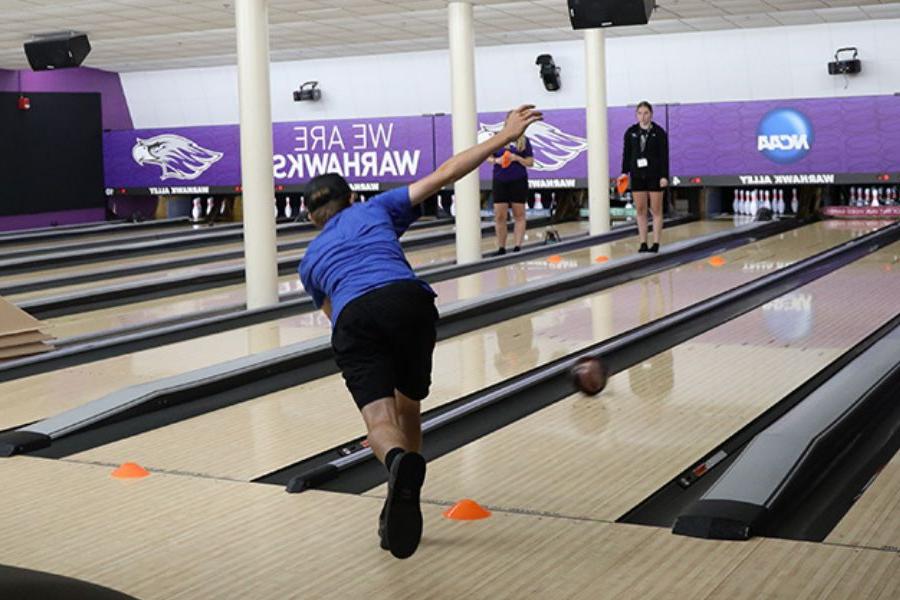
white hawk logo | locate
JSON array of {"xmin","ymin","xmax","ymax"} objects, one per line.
[
  {"xmin": 131, "ymin": 134, "xmax": 223, "ymax": 181},
  {"xmin": 477, "ymin": 120, "xmax": 587, "ymax": 172}
]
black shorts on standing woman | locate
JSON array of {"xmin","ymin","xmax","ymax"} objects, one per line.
[{"xmin": 622, "ymin": 122, "xmax": 669, "ymax": 192}]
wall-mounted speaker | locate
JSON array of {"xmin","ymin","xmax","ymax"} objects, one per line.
[
  {"xmin": 568, "ymin": 0, "xmax": 654, "ymax": 30},
  {"xmin": 24, "ymin": 32, "xmax": 91, "ymax": 71}
]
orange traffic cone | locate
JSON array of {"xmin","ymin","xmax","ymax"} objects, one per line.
[
  {"xmin": 443, "ymin": 499, "xmax": 492, "ymax": 521},
  {"xmin": 111, "ymin": 462, "xmax": 150, "ymax": 479}
]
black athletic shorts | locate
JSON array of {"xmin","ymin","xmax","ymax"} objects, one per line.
[
  {"xmin": 493, "ymin": 177, "xmax": 529, "ymax": 204},
  {"xmin": 630, "ymin": 171, "xmax": 663, "ymax": 193},
  {"xmin": 332, "ymin": 280, "xmax": 439, "ymax": 410}
]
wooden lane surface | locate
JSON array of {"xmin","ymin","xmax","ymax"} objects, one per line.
[
  {"xmin": 2, "ymin": 222, "xmax": 460, "ymax": 299},
  {"xmin": 67, "ymin": 221, "xmax": 867, "ymax": 481},
  {"xmin": 0, "ymin": 457, "xmax": 896, "ymax": 599},
  {"xmin": 827, "ymin": 451, "xmax": 900, "ymax": 551},
  {"xmin": 41, "ymin": 220, "xmax": 592, "ymax": 339},
  {"xmin": 0, "ymin": 221, "xmax": 188, "ymax": 254},
  {"xmin": 387, "ymin": 239, "xmax": 900, "ymax": 522},
  {"xmin": 0, "ymin": 228, "xmax": 319, "ymax": 288},
  {"xmin": 0, "ymin": 220, "xmax": 611, "ymax": 431}
]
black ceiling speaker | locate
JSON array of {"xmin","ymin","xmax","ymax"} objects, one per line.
[
  {"xmin": 24, "ymin": 32, "xmax": 91, "ymax": 71},
  {"xmin": 568, "ymin": 0, "xmax": 655, "ymax": 30}
]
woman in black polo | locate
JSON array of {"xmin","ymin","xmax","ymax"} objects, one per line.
[{"xmin": 622, "ymin": 101, "xmax": 669, "ymax": 253}]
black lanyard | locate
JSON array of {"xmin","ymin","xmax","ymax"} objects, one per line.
[{"xmin": 639, "ymin": 126, "xmax": 651, "ymax": 153}]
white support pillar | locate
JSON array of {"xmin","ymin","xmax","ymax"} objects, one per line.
[
  {"xmin": 584, "ymin": 28, "xmax": 611, "ymax": 235},
  {"xmin": 235, "ymin": 0, "xmax": 279, "ymax": 309},
  {"xmin": 448, "ymin": 1, "xmax": 481, "ymax": 264}
]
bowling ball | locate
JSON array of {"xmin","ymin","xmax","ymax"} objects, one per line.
[
  {"xmin": 571, "ymin": 356, "xmax": 609, "ymax": 396},
  {"xmin": 755, "ymin": 207, "xmax": 774, "ymax": 222}
]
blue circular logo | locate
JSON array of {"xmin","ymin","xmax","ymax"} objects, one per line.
[{"xmin": 756, "ymin": 109, "xmax": 814, "ymax": 164}]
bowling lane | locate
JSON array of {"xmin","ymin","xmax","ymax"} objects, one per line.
[
  {"xmin": 66, "ymin": 221, "xmax": 881, "ymax": 482},
  {"xmin": 0, "ymin": 219, "xmax": 707, "ymax": 433},
  {"xmin": 0, "ymin": 227, "xmax": 320, "ymax": 288},
  {"xmin": 401, "ymin": 238, "xmax": 900, "ymax": 522},
  {"xmin": 1, "ymin": 222, "xmax": 464, "ymax": 294},
  {"xmin": 0, "ymin": 221, "xmax": 191, "ymax": 254},
  {"xmin": 826, "ymin": 450, "xmax": 900, "ymax": 550},
  {"xmin": 40, "ymin": 221, "xmax": 593, "ymax": 339}
]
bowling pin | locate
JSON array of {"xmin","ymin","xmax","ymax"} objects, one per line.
[
  {"xmin": 285, "ymin": 196, "xmax": 293, "ymax": 219},
  {"xmin": 791, "ymin": 188, "xmax": 799, "ymax": 214},
  {"xmin": 274, "ymin": 198, "xmax": 279, "ymax": 219},
  {"xmin": 299, "ymin": 196, "xmax": 308, "ymax": 221},
  {"xmin": 360, "ymin": 194, "xmax": 366, "ymax": 203},
  {"xmin": 750, "ymin": 190, "xmax": 758, "ymax": 217},
  {"xmin": 206, "ymin": 196, "xmax": 214, "ymax": 216},
  {"xmin": 219, "ymin": 198, "xmax": 227, "ymax": 215},
  {"xmin": 535, "ymin": 193, "xmax": 544, "ymax": 211},
  {"xmin": 191, "ymin": 197, "xmax": 202, "ymax": 221},
  {"xmin": 778, "ymin": 190, "xmax": 785, "ymax": 215},
  {"xmin": 732, "ymin": 190, "xmax": 739, "ymax": 215},
  {"xmin": 450, "ymin": 194, "xmax": 456, "ymax": 217}
]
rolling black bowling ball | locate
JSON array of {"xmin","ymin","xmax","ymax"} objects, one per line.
[
  {"xmin": 755, "ymin": 207, "xmax": 774, "ymax": 221},
  {"xmin": 571, "ymin": 356, "xmax": 609, "ymax": 396}
]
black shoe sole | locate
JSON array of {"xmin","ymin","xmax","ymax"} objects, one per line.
[
  {"xmin": 378, "ymin": 506, "xmax": 389, "ymax": 550},
  {"xmin": 384, "ymin": 452, "xmax": 426, "ymax": 559}
]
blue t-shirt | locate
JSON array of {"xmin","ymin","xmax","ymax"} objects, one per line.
[{"xmin": 299, "ymin": 186, "xmax": 435, "ymax": 325}]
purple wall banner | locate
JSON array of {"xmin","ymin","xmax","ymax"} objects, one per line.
[
  {"xmin": 669, "ymin": 95, "xmax": 900, "ymax": 179},
  {"xmin": 104, "ymin": 115, "xmax": 435, "ymax": 190},
  {"xmin": 434, "ymin": 107, "xmax": 640, "ymax": 187}
]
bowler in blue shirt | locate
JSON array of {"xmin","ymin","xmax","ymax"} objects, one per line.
[{"xmin": 299, "ymin": 105, "xmax": 543, "ymax": 560}]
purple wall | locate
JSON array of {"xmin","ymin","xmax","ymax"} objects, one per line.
[
  {"xmin": 1, "ymin": 67, "xmax": 132, "ymax": 130},
  {"xmin": 0, "ymin": 69, "xmax": 17, "ymax": 92},
  {"xmin": 0, "ymin": 208, "xmax": 105, "ymax": 232}
]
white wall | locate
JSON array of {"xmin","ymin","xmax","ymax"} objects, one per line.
[{"xmin": 121, "ymin": 18, "xmax": 900, "ymax": 129}]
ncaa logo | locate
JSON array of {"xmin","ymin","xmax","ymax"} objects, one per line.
[{"xmin": 757, "ymin": 108, "xmax": 814, "ymax": 164}]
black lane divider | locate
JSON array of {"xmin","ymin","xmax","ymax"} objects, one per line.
[
  {"xmin": 0, "ymin": 217, "xmax": 691, "ymax": 383},
  {"xmin": 7, "ymin": 218, "xmax": 767, "ymax": 456},
  {"xmin": 0, "ymin": 218, "xmax": 255, "ymax": 262},
  {"xmin": 255, "ymin": 221, "xmax": 900, "ymax": 495},
  {"xmin": 0, "ymin": 216, "xmax": 187, "ymax": 246},
  {"xmin": 0, "ymin": 221, "xmax": 316, "ymax": 276},
  {"xmin": 667, "ymin": 315, "xmax": 900, "ymax": 542},
  {"xmin": 15, "ymin": 216, "xmax": 506, "ymax": 317},
  {"xmin": 0, "ymin": 217, "xmax": 453, "ymax": 295},
  {"xmin": 621, "ymin": 312, "xmax": 900, "ymax": 533}
]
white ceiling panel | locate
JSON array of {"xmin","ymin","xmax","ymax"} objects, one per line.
[{"xmin": 0, "ymin": 0, "xmax": 895, "ymax": 71}]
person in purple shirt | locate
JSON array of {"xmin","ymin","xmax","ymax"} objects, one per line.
[
  {"xmin": 487, "ymin": 113, "xmax": 535, "ymax": 254},
  {"xmin": 299, "ymin": 105, "xmax": 542, "ymax": 559}
]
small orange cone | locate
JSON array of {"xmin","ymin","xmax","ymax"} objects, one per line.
[
  {"xmin": 547, "ymin": 255, "xmax": 562, "ymax": 264},
  {"xmin": 708, "ymin": 256, "xmax": 727, "ymax": 267},
  {"xmin": 111, "ymin": 462, "xmax": 150, "ymax": 479},
  {"xmin": 443, "ymin": 499, "xmax": 492, "ymax": 521},
  {"xmin": 594, "ymin": 255, "xmax": 609, "ymax": 263}
]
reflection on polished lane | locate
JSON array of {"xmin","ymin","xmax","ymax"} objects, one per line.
[
  {"xmin": 63, "ymin": 221, "xmax": 884, "ymax": 482},
  {"xmin": 412, "ymin": 237, "xmax": 900, "ymax": 522},
  {"xmin": 3, "ymin": 222, "xmax": 461, "ymax": 299},
  {"xmin": 40, "ymin": 221, "xmax": 593, "ymax": 339}
]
